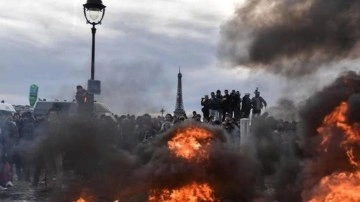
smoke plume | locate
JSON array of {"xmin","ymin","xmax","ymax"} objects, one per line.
[
  {"xmin": 219, "ymin": 0, "xmax": 360, "ymax": 77},
  {"xmin": 249, "ymin": 112, "xmax": 301, "ymax": 201},
  {"xmin": 300, "ymin": 71, "xmax": 360, "ymax": 137},
  {"xmin": 29, "ymin": 120, "xmax": 259, "ymax": 202}
]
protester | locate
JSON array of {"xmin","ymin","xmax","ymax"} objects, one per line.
[
  {"xmin": 192, "ymin": 111, "xmax": 197, "ymax": 119},
  {"xmin": 233, "ymin": 91, "xmax": 242, "ymax": 121},
  {"xmin": 194, "ymin": 114, "xmax": 202, "ymax": 122},
  {"xmin": 216, "ymin": 90, "xmax": 223, "ymax": 121},
  {"xmin": 222, "ymin": 115, "xmax": 240, "ymax": 148},
  {"xmin": 221, "ymin": 90, "xmax": 230, "ymax": 121},
  {"xmin": 0, "ymin": 154, "xmax": 11, "ymax": 190},
  {"xmin": 32, "ymin": 107, "xmax": 63, "ymax": 188},
  {"xmin": 229, "ymin": 90, "xmax": 236, "ymax": 118},
  {"xmin": 75, "ymin": 85, "xmax": 89, "ymax": 115},
  {"xmin": 201, "ymin": 95, "xmax": 211, "ymax": 122},
  {"xmin": 160, "ymin": 114, "xmax": 173, "ymax": 133},
  {"xmin": 17, "ymin": 112, "xmax": 35, "ymax": 181},
  {"xmin": 209, "ymin": 92, "xmax": 220, "ymax": 122},
  {"xmin": 241, "ymin": 93, "xmax": 252, "ymax": 118},
  {"xmin": 251, "ymin": 88, "xmax": 267, "ymax": 117},
  {"xmin": 1, "ymin": 114, "xmax": 19, "ymax": 187}
]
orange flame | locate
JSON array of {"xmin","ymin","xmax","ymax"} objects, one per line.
[
  {"xmin": 150, "ymin": 127, "xmax": 216, "ymax": 201},
  {"xmin": 167, "ymin": 127, "xmax": 213, "ymax": 161},
  {"xmin": 75, "ymin": 198, "xmax": 119, "ymax": 202},
  {"xmin": 76, "ymin": 198, "xmax": 86, "ymax": 202},
  {"xmin": 310, "ymin": 102, "xmax": 360, "ymax": 201},
  {"xmin": 316, "ymin": 102, "xmax": 360, "ymax": 166},
  {"xmin": 309, "ymin": 172, "xmax": 360, "ymax": 202},
  {"xmin": 149, "ymin": 182, "xmax": 215, "ymax": 202}
]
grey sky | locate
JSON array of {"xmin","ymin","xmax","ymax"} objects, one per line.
[{"xmin": 0, "ymin": 0, "xmax": 355, "ymax": 115}]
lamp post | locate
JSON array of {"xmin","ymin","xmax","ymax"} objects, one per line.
[
  {"xmin": 83, "ymin": 0, "xmax": 106, "ymax": 80},
  {"xmin": 83, "ymin": 0, "xmax": 106, "ymax": 114}
]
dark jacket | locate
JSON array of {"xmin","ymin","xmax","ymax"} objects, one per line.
[
  {"xmin": 241, "ymin": 95, "xmax": 252, "ymax": 112},
  {"xmin": 221, "ymin": 94, "xmax": 230, "ymax": 110},
  {"xmin": 201, "ymin": 98, "xmax": 211, "ymax": 110},
  {"xmin": 229, "ymin": 93, "xmax": 237, "ymax": 109},
  {"xmin": 210, "ymin": 97, "xmax": 221, "ymax": 110},
  {"xmin": 0, "ymin": 121, "xmax": 19, "ymax": 156},
  {"xmin": 234, "ymin": 94, "xmax": 241, "ymax": 108},
  {"xmin": 19, "ymin": 118, "xmax": 35, "ymax": 141},
  {"xmin": 251, "ymin": 96, "xmax": 267, "ymax": 111}
]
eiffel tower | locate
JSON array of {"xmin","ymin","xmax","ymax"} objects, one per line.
[{"xmin": 174, "ymin": 67, "xmax": 186, "ymax": 117}]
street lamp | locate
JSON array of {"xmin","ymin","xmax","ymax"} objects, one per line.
[
  {"xmin": 83, "ymin": 0, "xmax": 105, "ymax": 115},
  {"xmin": 83, "ymin": 0, "xmax": 106, "ymax": 80}
]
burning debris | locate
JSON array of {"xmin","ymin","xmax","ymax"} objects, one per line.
[
  {"xmin": 304, "ymin": 101, "xmax": 360, "ymax": 201},
  {"xmin": 134, "ymin": 124, "xmax": 258, "ymax": 202},
  {"xmin": 148, "ymin": 126, "xmax": 219, "ymax": 201},
  {"xmin": 149, "ymin": 182, "xmax": 215, "ymax": 202},
  {"xmin": 299, "ymin": 71, "xmax": 360, "ymax": 201},
  {"xmin": 308, "ymin": 172, "xmax": 360, "ymax": 202},
  {"xmin": 219, "ymin": 0, "xmax": 360, "ymax": 77},
  {"xmin": 167, "ymin": 127, "xmax": 214, "ymax": 161}
]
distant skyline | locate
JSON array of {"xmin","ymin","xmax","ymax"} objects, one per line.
[{"xmin": 0, "ymin": 0, "xmax": 355, "ymax": 115}]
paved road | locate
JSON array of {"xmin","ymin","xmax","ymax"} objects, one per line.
[
  {"xmin": 0, "ymin": 181, "xmax": 50, "ymax": 202},
  {"xmin": 0, "ymin": 178, "xmax": 275, "ymax": 202}
]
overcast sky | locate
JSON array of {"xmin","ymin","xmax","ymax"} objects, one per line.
[{"xmin": 0, "ymin": 0, "xmax": 354, "ymax": 115}]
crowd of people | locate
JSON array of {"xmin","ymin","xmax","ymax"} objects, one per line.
[
  {"xmin": 0, "ymin": 111, "xmax": 35, "ymax": 190},
  {"xmin": 0, "ymin": 87, "xmax": 298, "ymax": 192},
  {"xmin": 0, "ymin": 108, "xmax": 239, "ymax": 191},
  {"xmin": 200, "ymin": 88, "xmax": 267, "ymax": 122}
]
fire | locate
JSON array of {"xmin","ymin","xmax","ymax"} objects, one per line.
[
  {"xmin": 316, "ymin": 102, "xmax": 348, "ymax": 149},
  {"xmin": 150, "ymin": 126, "xmax": 216, "ymax": 201},
  {"xmin": 309, "ymin": 102, "xmax": 360, "ymax": 201},
  {"xmin": 167, "ymin": 127, "xmax": 213, "ymax": 161},
  {"xmin": 149, "ymin": 182, "xmax": 215, "ymax": 202},
  {"xmin": 308, "ymin": 172, "xmax": 360, "ymax": 202},
  {"xmin": 76, "ymin": 198, "xmax": 86, "ymax": 202},
  {"xmin": 75, "ymin": 198, "xmax": 119, "ymax": 202},
  {"xmin": 316, "ymin": 102, "xmax": 360, "ymax": 165}
]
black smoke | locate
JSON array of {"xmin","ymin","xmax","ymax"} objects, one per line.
[
  {"xmin": 31, "ymin": 118, "xmax": 139, "ymax": 202},
  {"xmin": 219, "ymin": 0, "xmax": 360, "ymax": 77},
  {"xmin": 300, "ymin": 71, "xmax": 360, "ymax": 138},
  {"xmin": 30, "ymin": 120, "xmax": 259, "ymax": 202},
  {"xmin": 347, "ymin": 93, "xmax": 360, "ymax": 124},
  {"xmin": 248, "ymin": 112, "xmax": 302, "ymax": 202}
]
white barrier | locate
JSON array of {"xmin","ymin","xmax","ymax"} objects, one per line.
[{"xmin": 240, "ymin": 118, "xmax": 251, "ymax": 146}]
